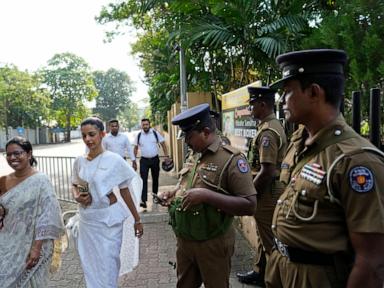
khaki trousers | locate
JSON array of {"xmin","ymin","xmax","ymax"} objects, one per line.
[
  {"xmin": 176, "ymin": 227, "xmax": 235, "ymax": 288},
  {"xmin": 265, "ymin": 249, "xmax": 349, "ymax": 288}
]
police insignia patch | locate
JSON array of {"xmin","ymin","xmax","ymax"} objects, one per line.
[
  {"xmin": 237, "ymin": 158, "xmax": 249, "ymax": 173},
  {"xmin": 349, "ymin": 166, "xmax": 374, "ymax": 193},
  {"xmin": 261, "ymin": 136, "xmax": 270, "ymax": 147}
]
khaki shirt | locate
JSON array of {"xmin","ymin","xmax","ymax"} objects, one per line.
[
  {"xmin": 256, "ymin": 113, "xmax": 287, "ymax": 170},
  {"xmin": 274, "ymin": 115, "xmax": 384, "ymax": 254},
  {"xmin": 177, "ymin": 137, "xmax": 256, "ymax": 198}
]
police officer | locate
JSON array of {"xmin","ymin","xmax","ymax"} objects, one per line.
[
  {"xmin": 159, "ymin": 103, "xmax": 257, "ymax": 288},
  {"xmin": 265, "ymin": 49, "xmax": 384, "ymax": 287},
  {"xmin": 236, "ymin": 87, "xmax": 287, "ymax": 286}
]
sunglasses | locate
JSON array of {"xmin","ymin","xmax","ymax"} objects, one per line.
[{"xmin": 0, "ymin": 204, "xmax": 6, "ymax": 230}]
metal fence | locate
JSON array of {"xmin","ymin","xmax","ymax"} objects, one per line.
[{"xmin": 35, "ymin": 156, "xmax": 76, "ymax": 203}]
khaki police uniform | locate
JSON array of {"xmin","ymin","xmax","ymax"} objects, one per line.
[
  {"xmin": 265, "ymin": 115, "xmax": 384, "ymax": 287},
  {"xmin": 175, "ymin": 137, "xmax": 256, "ymax": 288}
]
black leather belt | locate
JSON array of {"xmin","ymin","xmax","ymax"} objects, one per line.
[
  {"xmin": 274, "ymin": 237, "xmax": 334, "ymax": 265},
  {"xmin": 141, "ymin": 155, "xmax": 159, "ymax": 160}
]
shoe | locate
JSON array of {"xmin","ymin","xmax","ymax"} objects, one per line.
[
  {"xmin": 140, "ymin": 202, "xmax": 147, "ymax": 208},
  {"xmin": 236, "ymin": 270, "xmax": 265, "ymax": 286}
]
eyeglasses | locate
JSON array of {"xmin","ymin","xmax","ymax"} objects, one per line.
[
  {"xmin": 5, "ymin": 150, "xmax": 26, "ymax": 158},
  {"xmin": 0, "ymin": 204, "xmax": 6, "ymax": 230}
]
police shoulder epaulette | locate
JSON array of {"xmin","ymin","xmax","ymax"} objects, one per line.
[{"xmin": 222, "ymin": 144, "xmax": 240, "ymax": 155}]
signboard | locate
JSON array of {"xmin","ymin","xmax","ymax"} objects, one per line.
[{"xmin": 221, "ymin": 81, "xmax": 262, "ymax": 153}]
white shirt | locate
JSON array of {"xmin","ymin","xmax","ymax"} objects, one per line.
[
  {"xmin": 102, "ymin": 132, "xmax": 135, "ymax": 161},
  {"xmin": 134, "ymin": 128, "xmax": 164, "ymax": 158}
]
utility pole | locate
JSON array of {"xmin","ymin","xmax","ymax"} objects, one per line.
[
  {"xmin": 176, "ymin": 45, "xmax": 188, "ymax": 112},
  {"xmin": 175, "ymin": 44, "xmax": 188, "ymax": 162}
]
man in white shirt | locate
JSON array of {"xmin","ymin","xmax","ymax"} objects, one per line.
[
  {"xmin": 134, "ymin": 118, "xmax": 170, "ymax": 208},
  {"xmin": 103, "ymin": 119, "xmax": 137, "ymax": 170}
]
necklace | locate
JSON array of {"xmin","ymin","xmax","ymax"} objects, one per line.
[{"xmin": 86, "ymin": 150, "xmax": 104, "ymax": 161}]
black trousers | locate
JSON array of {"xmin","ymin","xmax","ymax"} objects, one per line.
[{"xmin": 140, "ymin": 155, "xmax": 160, "ymax": 202}]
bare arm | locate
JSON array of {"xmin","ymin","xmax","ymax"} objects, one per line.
[
  {"xmin": 347, "ymin": 232, "xmax": 384, "ymax": 287},
  {"xmin": 181, "ymin": 187, "xmax": 256, "ymax": 216},
  {"xmin": 134, "ymin": 145, "xmax": 138, "ymax": 158},
  {"xmin": 120, "ymin": 187, "xmax": 143, "ymax": 237},
  {"xmin": 26, "ymin": 239, "xmax": 44, "ymax": 269},
  {"xmin": 160, "ymin": 141, "xmax": 169, "ymax": 157},
  {"xmin": 254, "ymin": 162, "xmax": 276, "ymax": 193}
]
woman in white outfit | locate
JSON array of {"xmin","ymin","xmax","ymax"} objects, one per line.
[{"xmin": 72, "ymin": 117, "xmax": 143, "ymax": 288}]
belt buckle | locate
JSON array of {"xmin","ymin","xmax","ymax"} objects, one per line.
[{"xmin": 274, "ymin": 238, "xmax": 290, "ymax": 258}]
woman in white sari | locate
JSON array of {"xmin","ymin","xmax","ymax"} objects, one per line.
[
  {"xmin": 72, "ymin": 117, "xmax": 143, "ymax": 288},
  {"xmin": 0, "ymin": 136, "xmax": 64, "ymax": 287}
]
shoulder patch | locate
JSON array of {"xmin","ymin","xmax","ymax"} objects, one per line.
[
  {"xmin": 237, "ymin": 158, "xmax": 249, "ymax": 173},
  {"xmin": 349, "ymin": 166, "xmax": 374, "ymax": 193},
  {"xmin": 261, "ymin": 136, "xmax": 270, "ymax": 147}
]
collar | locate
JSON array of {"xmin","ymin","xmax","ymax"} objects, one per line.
[
  {"xmin": 203, "ymin": 136, "xmax": 221, "ymax": 155},
  {"xmin": 293, "ymin": 114, "xmax": 348, "ymax": 152},
  {"xmin": 257, "ymin": 113, "xmax": 276, "ymax": 128}
]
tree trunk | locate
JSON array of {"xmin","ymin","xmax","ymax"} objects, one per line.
[{"xmin": 66, "ymin": 114, "xmax": 71, "ymax": 142}]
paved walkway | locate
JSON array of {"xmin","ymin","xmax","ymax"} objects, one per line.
[{"xmin": 48, "ymin": 171, "xmax": 261, "ymax": 288}]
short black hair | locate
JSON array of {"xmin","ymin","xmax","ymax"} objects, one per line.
[
  {"xmin": 141, "ymin": 118, "xmax": 150, "ymax": 123},
  {"xmin": 109, "ymin": 119, "xmax": 119, "ymax": 125},
  {"xmin": 81, "ymin": 117, "xmax": 105, "ymax": 131},
  {"xmin": 252, "ymin": 96, "xmax": 275, "ymax": 108},
  {"xmin": 296, "ymin": 74, "xmax": 344, "ymax": 108},
  {"xmin": 6, "ymin": 136, "xmax": 37, "ymax": 166}
]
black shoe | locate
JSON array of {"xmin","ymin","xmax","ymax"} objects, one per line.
[
  {"xmin": 236, "ymin": 270, "xmax": 265, "ymax": 286},
  {"xmin": 140, "ymin": 202, "xmax": 147, "ymax": 208}
]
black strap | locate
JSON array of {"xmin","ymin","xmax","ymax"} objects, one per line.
[{"xmin": 137, "ymin": 129, "xmax": 159, "ymax": 145}]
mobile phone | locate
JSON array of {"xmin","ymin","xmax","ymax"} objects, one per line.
[
  {"xmin": 152, "ymin": 193, "xmax": 165, "ymax": 204},
  {"xmin": 78, "ymin": 184, "xmax": 89, "ymax": 193}
]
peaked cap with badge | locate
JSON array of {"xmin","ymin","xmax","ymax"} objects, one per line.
[
  {"xmin": 270, "ymin": 49, "xmax": 347, "ymax": 89},
  {"xmin": 248, "ymin": 86, "xmax": 277, "ymax": 103},
  {"xmin": 172, "ymin": 103, "xmax": 212, "ymax": 137}
]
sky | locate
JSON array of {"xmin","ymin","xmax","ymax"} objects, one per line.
[{"xmin": 0, "ymin": 0, "xmax": 148, "ymax": 107}]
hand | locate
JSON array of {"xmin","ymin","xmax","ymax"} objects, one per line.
[
  {"xmin": 158, "ymin": 190, "xmax": 176, "ymax": 207},
  {"xmin": 74, "ymin": 191, "xmax": 92, "ymax": 207},
  {"xmin": 181, "ymin": 188, "xmax": 207, "ymax": 210},
  {"xmin": 132, "ymin": 161, "xmax": 137, "ymax": 171},
  {"xmin": 134, "ymin": 222, "xmax": 143, "ymax": 238},
  {"xmin": 26, "ymin": 245, "xmax": 41, "ymax": 269}
]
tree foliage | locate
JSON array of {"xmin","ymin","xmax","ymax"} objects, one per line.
[
  {"xmin": 92, "ymin": 68, "xmax": 135, "ymax": 121},
  {"xmin": 118, "ymin": 101, "xmax": 140, "ymax": 131},
  {"xmin": 41, "ymin": 53, "xmax": 98, "ymax": 142},
  {"xmin": 301, "ymin": 0, "xmax": 384, "ymax": 119},
  {"xmin": 0, "ymin": 65, "xmax": 51, "ymax": 129},
  {"xmin": 97, "ymin": 0, "xmax": 318, "ymax": 122}
]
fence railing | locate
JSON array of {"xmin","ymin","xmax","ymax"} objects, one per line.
[{"xmin": 35, "ymin": 156, "xmax": 76, "ymax": 203}]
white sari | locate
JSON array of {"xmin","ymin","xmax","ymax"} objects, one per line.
[{"xmin": 72, "ymin": 151, "xmax": 140, "ymax": 288}]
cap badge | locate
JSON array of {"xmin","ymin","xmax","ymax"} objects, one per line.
[
  {"xmin": 283, "ymin": 70, "xmax": 290, "ymax": 77},
  {"xmin": 298, "ymin": 67, "xmax": 305, "ymax": 73}
]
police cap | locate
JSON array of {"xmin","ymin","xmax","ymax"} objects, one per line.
[
  {"xmin": 270, "ymin": 49, "xmax": 347, "ymax": 89},
  {"xmin": 248, "ymin": 86, "xmax": 276, "ymax": 103},
  {"xmin": 172, "ymin": 103, "xmax": 211, "ymax": 136}
]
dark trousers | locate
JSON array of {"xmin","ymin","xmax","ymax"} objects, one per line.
[{"xmin": 140, "ymin": 156, "xmax": 160, "ymax": 202}]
